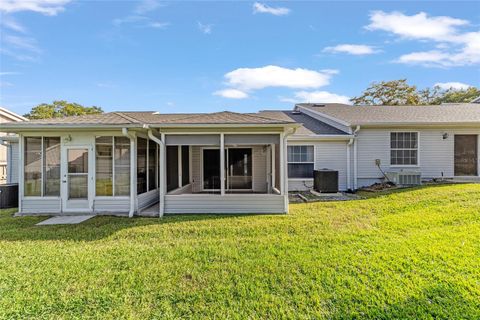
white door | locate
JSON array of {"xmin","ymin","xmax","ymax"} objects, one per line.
[{"xmin": 62, "ymin": 146, "xmax": 92, "ymax": 212}]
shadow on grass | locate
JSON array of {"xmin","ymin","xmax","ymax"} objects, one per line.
[{"xmin": 0, "ymin": 210, "xmax": 276, "ymax": 242}]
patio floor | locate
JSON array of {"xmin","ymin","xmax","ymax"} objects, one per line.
[{"xmin": 36, "ymin": 215, "xmax": 94, "ymax": 226}]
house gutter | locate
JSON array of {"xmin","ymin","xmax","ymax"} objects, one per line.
[
  {"xmin": 352, "ymin": 125, "xmax": 361, "ymax": 190},
  {"xmin": 122, "ymin": 128, "xmax": 136, "ymax": 218},
  {"xmin": 146, "ymin": 127, "xmax": 165, "ymax": 218}
]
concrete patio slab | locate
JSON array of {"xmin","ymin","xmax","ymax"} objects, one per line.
[{"xmin": 36, "ymin": 215, "xmax": 94, "ymax": 226}]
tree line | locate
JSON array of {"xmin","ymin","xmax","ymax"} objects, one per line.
[{"xmin": 23, "ymin": 80, "xmax": 479, "ymax": 119}]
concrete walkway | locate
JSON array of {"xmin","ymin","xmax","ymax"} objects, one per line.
[{"xmin": 36, "ymin": 215, "xmax": 94, "ymax": 226}]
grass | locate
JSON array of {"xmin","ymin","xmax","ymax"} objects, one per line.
[{"xmin": 0, "ymin": 184, "xmax": 479, "ymax": 319}]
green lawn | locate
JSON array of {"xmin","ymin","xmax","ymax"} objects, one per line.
[{"xmin": 1, "ymin": 184, "xmax": 479, "ymax": 319}]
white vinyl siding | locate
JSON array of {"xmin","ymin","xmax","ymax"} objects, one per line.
[
  {"xmin": 356, "ymin": 128, "xmax": 480, "ymax": 187},
  {"xmin": 164, "ymin": 194, "xmax": 285, "ymax": 214},
  {"xmin": 288, "ymin": 141, "xmax": 349, "ymax": 191}
]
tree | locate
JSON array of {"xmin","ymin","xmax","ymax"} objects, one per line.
[
  {"xmin": 24, "ymin": 100, "xmax": 103, "ymax": 119},
  {"xmin": 432, "ymin": 87, "xmax": 480, "ymax": 104},
  {"xmin": 351, "ymin": 80, "xmax": 480, "ymax": 106},
  {"xmin": 350, "ymin": 79, "xmax": 420, "ymax": 106}
]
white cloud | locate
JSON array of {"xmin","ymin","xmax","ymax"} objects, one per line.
[
  {"xmin": 214, "ymin": 89, "xmax": 249, "ymax": 99},
  {"xmin": 366, "ymin": 11, "xmax": 480, "ymax": 67},
  {"xmin": 323, "ymin": 44, "xmax": 379, "ymax": 55},
  {"xmin": 198, "ymin": 22, "xmax": 213, "ymax": 34},
  {"xmin": 224, "ymin": 65, "xmax": 333, "ymax": 91},
  {"xmin": 0, "ymin": 0, "xmax": 71, "ymax": 16},
  {"xmin": 0, "ymin": 81, "xmax": 13, "ymax": 87},
  {"xmin": 1, "ymin": 16, "xmax": 26, "ymax": 33},
  {"xmin": 0, "ymin": 71, "xmax": 21, "ymax": 76},
  {"xmin": 434, "ymin": 82, "xmax": 472, "ymax": 90},
  {"xmin": 253, "ymin": 2, "xmax": 290, "ymax": 16},
  {"xmin": 134, "ymin": 0, "xmax": 162, "ymax": 14},
  {"xmin": 3, "ymin": 35, "xmax": 41, "ymax": 53},
  {"xmin": 149, "ymin": 22, "xmax": 169, "ymax": 29},
  {"xmin": 286, "ymin": 91, "xmax": 351, "ymax": 104},
  {"xmin": 366, "ymin": 11, "xmax": 467, "ymax": 42}
]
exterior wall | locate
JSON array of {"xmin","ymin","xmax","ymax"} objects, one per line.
[
  {"xmin": 287, "ymin": 140, "xmax": 349, "ymax": 192},
  {"xmin": 191, "ymin": 145, "xmax": 268, "ymax": 193},
  {"xmin": 164, "ymin": 194, "xmax": 285, "ymax": 214},
  {"xmin": 355, "ymin": 128, "xmax": 480, "ymax": 187}
]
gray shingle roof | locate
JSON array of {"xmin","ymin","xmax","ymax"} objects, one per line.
[
  {"xmin": 258, "ymin": 110, "xmax": 348, "ymax": 135},
  {"xmin": 5, "ymin": 111, "xmax": 294, "ymax": 127},
  {"xmin": 297, "ymin": 103, "xmax": 480, "ymax": 125}
]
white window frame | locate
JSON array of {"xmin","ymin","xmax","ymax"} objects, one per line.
[
  {"xmin": 287, "ymin": 144, "xmax": 315, "ymax": 180},
  {"xmin": 390, "ymin": 131, "xmax": 420, "ymax": 167},
  {"xmin": 94, "ymin": 136, "xmax": 131, "ymax": 198},
  {"xmin": 23, "ymin": 136, "xmax": 61, "ymax": 198}
]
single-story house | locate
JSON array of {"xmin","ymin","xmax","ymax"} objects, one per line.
[{"xmin": 1, "ymin": 103, "xmax": 479, "ymax": 216}]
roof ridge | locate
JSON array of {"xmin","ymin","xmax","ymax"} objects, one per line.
[{"xmin": 113, "ymin": 112, "xmax": 141, "ymax": 123}]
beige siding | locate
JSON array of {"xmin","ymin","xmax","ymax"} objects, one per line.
[
  {"xmin": 164, "ymin": 194, "xmax": 285, "ymax": 214},
  {"xmin": 356, "ymin": 128, "xmax": 480, "ymax": 187}
]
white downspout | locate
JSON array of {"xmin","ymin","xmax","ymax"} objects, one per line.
[
  {"xmin": 147, "ymin": 128, "xmax": 165, "ymax": 218},
  {"xmin": 283, "ymin": 127, "xmax": 297, "ymax": 213},
  {"xmin": 122, "ymin": 128, "xmax": 136, "ymax": 218},
  {"xmin": 352, "ymin": 125, "xmax": 361, "ymax": 190},
  {"xmin": 346, "ymin": 138, "xmax": 353, "ymax": 191}
]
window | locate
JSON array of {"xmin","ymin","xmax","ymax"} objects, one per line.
[
  {"xmin": 137, "ymin": 138, "xmax": 147, "ymax": 194},
  {"xmin": 137, "ymin": 137, "xmax": 157, "ymax": 194},
  {"xmin": 148, "ymin": 140, "xmax": 157, "ymax": 191},
  {"xmin": 181, "ymin": 146, "xmax": 190, "ymax": 186},
  {"xmin": 287, "ymin": 146, "xmax": 314, "ymax": 178},
  {"xmin": 114, "ymin": 137, "xmax": 131, "ymax": 196},
  {"xmin": 95, "ymin": 136, "xmax": 131, "ymax": 196},
  {"xmin": 43, "ymin": 137, "xmax": 61, "ymax": 196},
  {"xmin": 390, "ymin": 132, "xmax": 418, "ymax": 165},
  {"xmin": 24, "ymin": 137, "xmax": 60, "ymax": 197},
  {"xmin": 166, "ymin": 146, "xmax": 178, "ymax": 192}
]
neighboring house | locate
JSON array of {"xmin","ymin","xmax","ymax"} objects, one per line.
[
  {"xmin": 0, "ymin": 107, "xmax": 27, "ymax": 184},
  {"xmin": 1, "ymin": 103, "xmax": 479, "ymax": 216},
  {"xmin": 471, "ymin": 96, "xmax": 480, "ymax": 104}
]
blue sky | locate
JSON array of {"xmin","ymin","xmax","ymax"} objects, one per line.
[{"xmin": 0, "ymin": 1, "xmax": 479, "ymax": 115}]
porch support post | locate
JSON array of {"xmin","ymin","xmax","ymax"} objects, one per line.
[
  {"xmin": 279, "ymin": 132, "xmax": 285, "ymax": 195},
  {"xmin": 18, "ymin": 134, "xmax": 23, "ymax": 213},
  {"xmin": 160, "ymin": 133, "xmax": 166, "ymax": 216},
  {"xmin": 220, "ymin": 133, "xmax": 225, "ymax": 195},
  {"xmin": 178, "ymin": 146, "xmax": 182, "ymax": 188},
  {"xmin": 271, "ymin": 143, "xmax": 275, "ymax": 192}
]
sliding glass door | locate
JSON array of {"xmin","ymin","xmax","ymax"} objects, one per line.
[
  {"xmin": 227, "ymin": 148, "xmax": 252, "ymax": 190},
  {"xmin": 202, "ymin": 148, "xmax": 252, "ymax": 191}
]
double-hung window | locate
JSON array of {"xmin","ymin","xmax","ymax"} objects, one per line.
[
  {"xmin": 24, "ymin": 137, "xmax": 61, "ymax": 196},
  {"xmin": 390, "ymin": 132, "xmax": 418, "ymax": 166},
  {"xmin": 95, "ymin": 136, "xmax": 131, "ymax": 196},
  {"xmin": 287, "ymin": 145, "xmax": 314, "ymax": 178}
]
